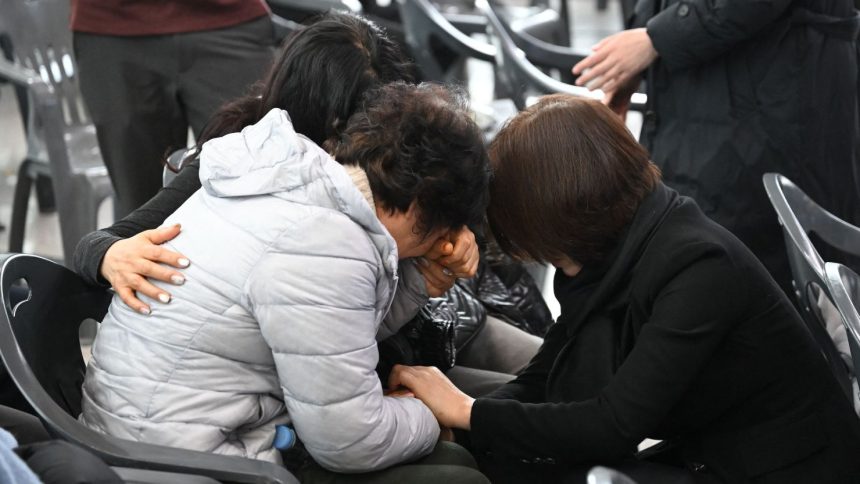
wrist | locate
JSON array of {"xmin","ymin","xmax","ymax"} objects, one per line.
[{"xmin": 458, "ymin": 396, "xmax": 475, "ymax": 430}]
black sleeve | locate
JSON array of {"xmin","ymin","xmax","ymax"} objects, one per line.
[
  {"xmin": 482, "ymin": 319, "xmax": 569, "ymax": 403},
  {"xmin": 72, "ymin": 160, "xmax": 201, "ymax": 287},
  {"xmin": 468, "ymin": 252, "xmax": 748, "ymax": 463},
  {"xmin": 645, "ymin": 0, "xmax": 792, "ymax": 71}
]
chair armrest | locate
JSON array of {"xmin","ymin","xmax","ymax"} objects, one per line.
[
  {"xmin": 57, "ymin": 416, "xmax": 300, "ymax": 484},
  {"xmin": 111, "ymin": 467, "xmax": 222, "ymax": 484},
  {"xmin": 0, "ymin": 56, "xmax": 74, "ymax": 179},
  {"xmin": 807, "ymin": 209, "xmax": 860, "ymax": 258},
  {"xmin": 105, "ymin": 438, "xmax": 299, "ymax": 484},
  {"xmin": 764, "ymin": 173, "xmax": 860, "ymax": 259},
  {"xmin": 444, "ymin": 12, "xmax": 488, "ymax": 35},
  {"xmin": 0, "ymin": 56, "xmax": 41, "ymax": 89},
  {"xmin": 404, "ymin": 0, "xmax": 496, "ymax": 62}
]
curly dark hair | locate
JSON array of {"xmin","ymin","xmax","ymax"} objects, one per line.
[{"xmin": 329, "ymin": 82, "xmax": 490, "ymax": 236}]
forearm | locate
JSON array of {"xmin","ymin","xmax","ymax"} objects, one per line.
[
  {"xmin": 298, "ymin": 395, "xmax": 439, "ymax": 472},
  {"xmin": 72, "ymin": 161, "xmax": 201, "ymax": 286},
  {"xmin": 73, "ymin": 231, "xmax": 122, "ymax": 287},
  {"xmin": 468, "ymin": 398, "xmax": 635, "ymax": 463}
]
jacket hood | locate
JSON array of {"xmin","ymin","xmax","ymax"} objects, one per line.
[{"xmin": 198, "ymin": 108, "xmax": 399, "ymax": 272}]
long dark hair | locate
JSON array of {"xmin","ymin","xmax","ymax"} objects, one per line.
[{"xmin": 187, "ymin": 11, "xmax": 415, "ymax": 163}]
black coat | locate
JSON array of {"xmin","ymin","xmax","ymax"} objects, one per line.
[
  {"xmin": 631, "ymin": 0, "xmax": 860, "ymax": 290},
  {"xmin": 467, "ymin": 184, "xmax": 860, "ymax": 483}
]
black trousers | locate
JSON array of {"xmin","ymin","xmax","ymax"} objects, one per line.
[
  {"xmin": 0, "ymin": 405, "xmax": 49, "ymax": 445},
  {"xmin": 477, "ymin": 457, "xmax": 714, "ymax": 484},
  {"xmin": 74, "ymin": 17, "xmax": 275, "ymax": 219},
  {"xmin": 15, "ymin": 440, "xmax": 122, "ymax": 484},
  {"xmin": 294, "ymin": 441, "xmax": 489, "ymax": 484}
]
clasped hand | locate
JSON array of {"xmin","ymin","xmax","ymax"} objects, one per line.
[{"xmin": 417, "ymin": 227, "xmax": 480, "ymax": 298}]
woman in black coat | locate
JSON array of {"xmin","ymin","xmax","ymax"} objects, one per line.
[
  {"xmin": 571, "ymin": 0, "xmax": 860, "ymax": 294},
  {"xmin": 389, "ymin": 96, "xmax": 860, "ymax": 483}
]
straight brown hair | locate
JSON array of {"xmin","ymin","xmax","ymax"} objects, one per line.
[{"xmin": 487, "ymin": 95, "xmax": 661, "ymax": 265}]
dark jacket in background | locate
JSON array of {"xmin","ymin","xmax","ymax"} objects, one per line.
[
  {"xmin": 631, "ymin": 0, "xmax": 860, "ymax": 291},
  {"xmin": 467, "ymin": 184, "xmax": 860, "ymax": 483}
]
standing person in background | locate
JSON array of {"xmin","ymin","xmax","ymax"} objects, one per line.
[
  {"xmin": 72, "ymin": 0, "xmax": 276, "ymax": 219},
  {"xmin": 571, "ymin": 0, "xmax": 860, "ymax": 294}
]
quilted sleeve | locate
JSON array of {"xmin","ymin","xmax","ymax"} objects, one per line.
[{"xmin": 246, "ymin": 213, "xmax": 439, "ymax": 472}]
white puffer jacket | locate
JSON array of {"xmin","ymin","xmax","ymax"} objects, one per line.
[{"xmin": 80, "ymin": 109, "xmax": 440, "ymax": 472}]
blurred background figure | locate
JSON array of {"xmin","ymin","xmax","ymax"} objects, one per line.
[
  {"xmin": 573, "ymin": 0, "xmax": 860, "ymax": 294},
  {"xmin": 71, "ymin": 0, "xmax": 277, "ymax": 219}
]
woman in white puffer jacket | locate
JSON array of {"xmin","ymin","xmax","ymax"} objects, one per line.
[{"xmin": 80, "ymin": 82, "xmax": 491, "ymax": 483}]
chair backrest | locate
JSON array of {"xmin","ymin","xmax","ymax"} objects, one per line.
[
  {"xmin": 763, "ymin": 173, "xmax": 860, "ymax": 400},
  {"xmin": 0, "ymin": 254, "xmax": 111, "ymax": 417},
  {"xmin": 397, "ymin": 0, "xmax": 495, "ymax": 82},
  {"xmin": 163, "ymin": 147, "xmax": 194, "ymax": 187},
  {"xmin": 825, "ymin": 262, "xmax": 860, "ymax": 388},
  {"xmin": 0, "ymin": 254, "xmax": 298, "ymax": 484},
  {"xmin": 0, "ymin": 0, "xmax": 89, "ymax": 129},
  {"xmin": 479, "ymin": 0, "xmax": 646, "ymax": 111},
  {"xmin": 504, "ymin": 8, "xmax": 579, "ymax": 69}
]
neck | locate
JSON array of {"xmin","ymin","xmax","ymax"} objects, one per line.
[{"xmin": 342, "ymin": 164, "xmax": 376, "ymax": 212}]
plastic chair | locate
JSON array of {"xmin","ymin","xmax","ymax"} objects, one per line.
[
  {"xmin": 763, "ymin": 173, "xmax": 860, "ymax": 401},
  {"xmin": 479, "ymin": 0, "xmax": 647, "ymax": 111},
  {"xmin": 0, "ymin": 0, "xmax": 114, "ymax": 264},
  {"xmin": 489, "ymin": 0, "xmax": 583, "ymax": 73},
  {"xmin": 825, "ymin": 262, "xmax": 860, "ymax": 395},
  {"xmin": 397, "ymin": 0, "xmax": 497, "ymax": 82},
  {"xmin": 161, "ymin": 148, "xmax": 192, "ymax": 188},
  {"xmin": 397, "ymin": 0, "xmax": 569, "ymax": 83},
  {"xmin": 587, "ymin": 466, "xmax": 638, "ymax": 484},
  {"xmin": 0, "ymin": 253, "xmax": 299, "ymax": 483}
]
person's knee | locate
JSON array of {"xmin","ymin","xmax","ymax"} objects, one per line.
[
  {"xmin": 0, "ymin": 405, "xmax": 50, "ymax": 445},
  {"xmin": 16, "ymin": 440, "xmax": 122, "ymax": 484},
  {"xmin": 431, "ymin": 441, "xmax": 480, "ymax": 468},
  {"xmin": 430, "ymin": 466, "xmax": 490, "ymax": 484}
]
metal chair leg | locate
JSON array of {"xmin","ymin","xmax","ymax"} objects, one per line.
[
  {"xmin": 9, "ymin": 160, "xmax": 34, "ymax": 252},
  {"xmin": 35, "ymin": 173, "xmax": 55, "ymax": 213}
]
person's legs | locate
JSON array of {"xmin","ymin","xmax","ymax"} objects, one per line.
[
  {"xmin": 456, "ymin": 316, "xmax": 543, "ymax": 374},
  {"xmin": 296, "ymin": 441, "xmax": 489, "ymax": 484},
  {"xmin": 446, "ymin": 366, "xmax": 515, "ymax": 397},
  {"xmin": 15, "ymin": 440, "xmax": 122, "ymax": 484},
  {"xmin": 0, "ymin": 405, "xmax": 49, "ymax": 445},
  {"xmin": 478, "ymin": 458, "xmax": 707, "ymax": 484},
  {"xmin": 75, "ymin": 33, "xmax": 188, "ymax": 219},
  {"xmin": 178, "ymin": 16, "xmax": 276, "ymax": 136}
]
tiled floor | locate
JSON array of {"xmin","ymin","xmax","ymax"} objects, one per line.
[{"xmin": 0, "ymin": 0, "xmax": 626, "ymax": 315}]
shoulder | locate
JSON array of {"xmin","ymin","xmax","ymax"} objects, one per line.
[
  {"xmin": 633, "ymin": 198, "xmax": 772, "ymax": 305},
  {"xmin": 287, "ymin": 209, "xmax": 378, "ymax": 261},
  {"xmin": 248, "ymin": 208, "xmax": 381, "ymax": 290}
]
